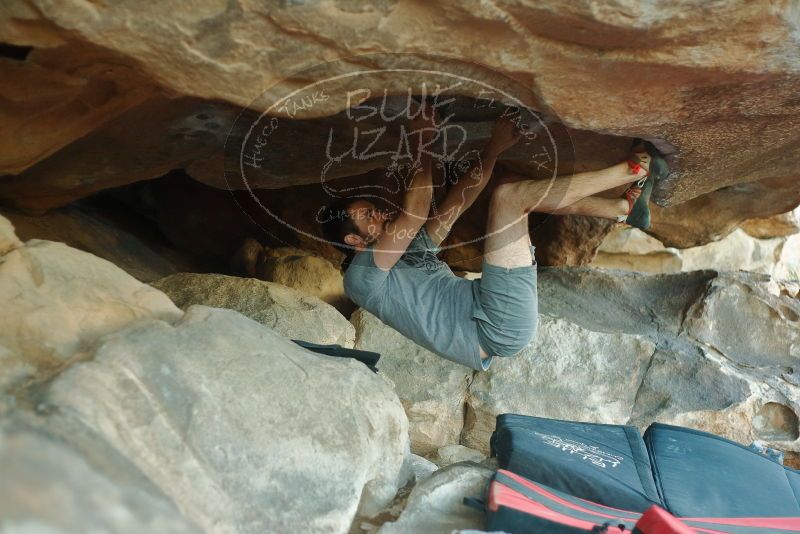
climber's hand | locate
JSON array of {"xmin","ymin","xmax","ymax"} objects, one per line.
[{"xmin": 485, "ymin": 111, "xmax": 523, "ymax": 157}]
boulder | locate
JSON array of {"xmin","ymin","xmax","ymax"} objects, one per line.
[
  {"xmin": 0, "ymin": 215, "xmax": 182, "ymax": 393},
  {"xmin": 741, "ymin": 208, "xmax": 800, "ymax": 239},
  {"xmin": 377, "ymin": 462, "xmax": 492, "ymax": 534},
  {"xmin": 0, "ymin": 214, "xmax": 21, "ymax": 254},
  {"xmin": 44, "ymin": 305, "xmax": 410, "ymax": 533},
  {"xmin": 463, "ymin": 316, "xmax": 656, "ymax": 452},
  {"xmin": 535, "ymin": 268, "xmax": 800, "ymax": 452},
  {"xmin": 152, "ymin": 272, "xmax": 354, "ymax": 347},
  {"xmin": 260, "ymin": 246, "xmax": 352, "ymax": 316},
  {"xmin": 1, "ymin": 3, "xmax": 799, "ymax": 260},
  {"xmin": 677, "ymin": 229, "xmax": 791, "ymax": 275},
  {"xmin": 351, "ymin": 309, "xmax": 473, "ymax": 456},
  {"xmin": 682, "ymin": 275, "xmax": 800, "ymax": 369},
  {"xmin": 592, "ymin": 226, "xmax": 800, "ymax": 278},
  {"xmin": 650, "ymin": 175, "xmax": 800, "ymax": 248},
  {"xmin": 0, "ymin": 415, "xmax": 197, "ymax": 533}
]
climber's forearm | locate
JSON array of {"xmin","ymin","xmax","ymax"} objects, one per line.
[
  {"xmin": 402, "ymin": 150, "xmax": 433, "ymax": 223},
  {"xmin": 447, "ymin": 148, "xmax": 498, "ymax": 214}
]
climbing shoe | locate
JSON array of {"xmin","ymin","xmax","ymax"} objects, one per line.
[{"xmin": 624, "ymin": 140, "xmax": 669, "ymax": 230}]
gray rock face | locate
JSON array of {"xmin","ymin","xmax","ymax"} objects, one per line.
[
  {"xmin": 351, "ymin": 266, "xmax": 800, "ymax": 456},
  {"xmin": 152, "ymin": 272, "xmax": 354, "ymax": 347},
  {"xmin": 0, "ymin": 415, "xmax": 198, "ymax": 534},
  {"xmin": 464, "ymin": 316, "xmax": 656, "ymax": 451},
  {"xmin": 377, "ymin": 462, "xmax": 492, "ymax": 534},
  {"xmin": 45, "ymin": 305, "xmax": 410, "ymax": 533},
  {"xmin": 351, "ymin": 309, "xmax": 473, "ymax": 456},
  {"xmin": 531, "ymin": 268, "xmax": 800, "ymax": 452}
]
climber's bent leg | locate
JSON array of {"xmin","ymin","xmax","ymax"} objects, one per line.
[
  {"xmin": 498, "ymin": 162, "xmax": 646, "ymax": 214},
  {"xmin": 473, "ymin": 194, "xmax": 538, "ymax": 364}
]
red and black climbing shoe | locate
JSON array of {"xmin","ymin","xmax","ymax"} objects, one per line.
[{"xmin": 624, "ymin": 140, "xmax": 669, "ymax": 230}]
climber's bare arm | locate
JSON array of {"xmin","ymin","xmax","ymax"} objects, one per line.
[
  {"xmin": 372, "ymin": 106, "xmax": 435, "ymax": 271},
  {"xmin": 426, "ymin": 113, "xmax": 522, "ymax": 247}
]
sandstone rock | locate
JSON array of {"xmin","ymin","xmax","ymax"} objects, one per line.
[
  {"xmin": 0, "ymin": 41, "xmax": 156, "ymax": 177},
  {"xmin": 741, "ymin": 208, "xmax": 800, "ymax": 239},
  {"xmin": 0, "ymin": 3, "xmax": 798, "ymax": 259},
  {"xmin": 432, "ymin": 445, "xmax": 486, "ymax": 468},
  {"xmin": 0, "ymin": 213, "xmax": 21, "ymax": 254},
  {"xmin": 2, "ymin": 202, "xmax": 208, "ymax": 282},
  {"xmin": 650, "ymin": 175, "xmax": 800, "ymax": 248},
  {"xmin": 0, "ymin": 96, "xmax": 229, "ymax": 213},
  {"xmin": 0, "ymin": 220, "xmax": 182, "ymax": 392},
  {"xmin": 377, "ymin": 462, "xmax": 492, "ymax": 534},
  {"xmin": 260, "ymin": 246, "xmax": 352, "ymax": 316},
  {"xmin": 2, "ymin": 1, "xmax": 799, "ymax": 209},
  {"xmin": 45, "ymin": 305, "xmax": 410, "ymax": 533},
  {"xmin": 463, "ymin": 316, "xmax": 656, "ymax": 452},
  {"xmin": 679, "ymin": 229, "xmax": 789, "ymax": 274},
  {"xmin": 152, "ymin": 272, "xmax": 354, "ymax": 347},
  {"xmin": 0, "ymin": 415, "xmax": 197, "ymax": 533},
  {"xmin": 351, "ymin": 309, "xmax": 473, "ymax": 456},
  {"xmin": 592, "ymin": 226, "xmax": 800, "ymax": 278}
]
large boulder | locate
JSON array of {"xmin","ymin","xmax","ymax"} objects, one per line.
[
  {"xmin": 532, "ymin": 269, "xmax": 800, "ymax": 452},
  {"xmin": 1, "ymin": 2, "xmax": 799, "ymax": 256},
  {"xmin": 152, "ymin": 272, "xmax": 354, "ymax": 347},
  {"xmin": 44, "ymin": 305, "xmax": 410, "ymax": 533},
  {"xmin": 0, "ymin": 215, "xmax": 182, "ymax": 393},
  {"xmin": 0, "ymin": 415, "xmax": 197, "ymax": 533},
  {"xmin": 260, "ymin": 246, "xmax": 352, "ymax": 316},
  {"xmin": 351, "ymin": 309, "xmax": 473, "ymax": 456},
  {"xmin": 463, "ymin": 316, "xmax": 656, "ymax": 451}
]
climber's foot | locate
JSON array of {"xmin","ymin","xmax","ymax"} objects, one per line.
[{"xmin": 624, "ymin": 177, "xmax": 654, "ymax": 230}]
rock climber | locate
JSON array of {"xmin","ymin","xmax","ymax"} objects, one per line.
[{"xmin": 319, "ymin": 100, "xmax": 668, "ymax": 371}]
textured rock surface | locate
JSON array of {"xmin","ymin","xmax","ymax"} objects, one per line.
[
  {"xmin": 431, "ymin": 445, "xmax": 486, "ymax": 468},
  {"xmin": 152, "ymin": 272, "xmax": 354, "ymax": 347},
  {"xmin": 592, "ymin": 226, "xmax": 800, "ymax": 279},
  {"xmin": 0, "ymin": 415, "xmax": 197, "ymax": 534},
  {"xmin": 649, "ymin": 175, "xmax": 800, "ymax": 248},
  {"xmin": 377, "ymin": 462, "xmax": 492, "ymax": 534},
  {"xmin": 0, "ymin": 215, "xmax": 181, "ymax": 392},
  {"xmin": 351, "ymin": 309, "xmax": 473, "ymax": 456},
  {"xmin": 260, "ymin": 246, "xmax": 352, "ymax": 316},
  {"xmin": 45, "ymin": 305, "xmax": 410, "ymax": 533},
  {"xmin": 526, "ymin": 268, "xmax": 800, "ymax": 453},
  {"xmin": 741, "ymin": 208, "xmax": 800, "ymax": 239},
  {"xmin": 464, "ymin": 316, "xmax": 656, "ymax": 451},
  {"xmin": 0, "ymin": 212, "xmax": 21, "ymax": 254},
  {"xmin": 1, "ymin": 1, "xmax": 799, "ymax": 254},
  {"xmin": 2, "ymin": 202, "xmax": 209, "ymax": 282}
]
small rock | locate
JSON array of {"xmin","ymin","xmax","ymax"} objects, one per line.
[
  {"xmin": 432, "ymin": 445, "xmax": 486, "ymax": 467},
  {"xmin": 378, "ymin": 462, "xmax": 492, "ymax": 534}
]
